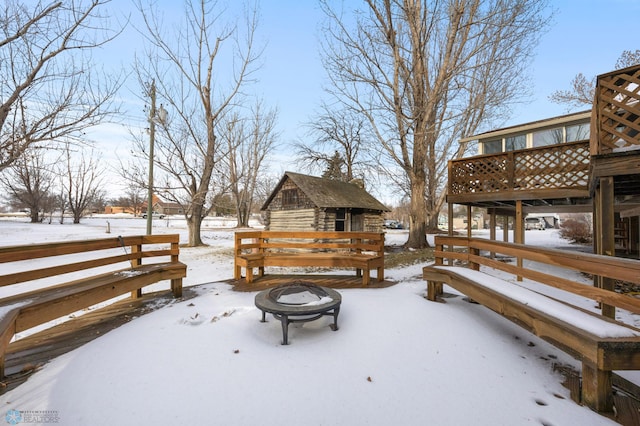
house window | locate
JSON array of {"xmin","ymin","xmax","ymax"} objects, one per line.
[
  {"xmin": 505, "ymin": 135, "xmax": 526, "ymax": 151},
  {"xmin": 532, "ymin": 128, "xmax": 563, "ymax": 147},
  {"xmin": 482, "ymin": 139, "xmax": 502, "ymax": 154},
  {"xmin": 281, "ymin": 189, "xmax": 299, "ymax": 207},
  {"xmin": 335, "ymin": 209, "xmax": 346, "ymax": 231},
  {"xmin": 566, "ymin": 123, "xmax": 590, "ymax": 142}
]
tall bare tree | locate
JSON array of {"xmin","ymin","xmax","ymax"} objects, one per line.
[
  {"xmin": 296, "ymin": 103, "xmax": 373, "ymax": 182},
  {"xmin": 61, "ymin": 144, "xmax": 105, "ymax": 224},
  {"xmin": 0, "ymin": 0, "xmax": 124, "ymax": 171},
  {"xmin": 0, "ymin": 148, "xmax": 54, "ymax": 222},
  {"xmin": 550, "ymin": 49, "xmax": 640, "ymax": 109},
  {"xmin": 132, "ymin": 0, "xmax": 262, "ymax": 246},
  {"xmin": 224, "ymin": 101, "xmax": 279, "ymax": 228},
  {"xmin": 321, "ymin": 0, "xmax": 552, "ymax": 248}
]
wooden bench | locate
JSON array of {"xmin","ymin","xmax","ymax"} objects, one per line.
[
  {"xmin": 423, "ymin": 235, "xmax": 640, "ymax": 413},
  {"xmin": 234, "ymin": 231, "xmax": 384, "ymax": 285},
  {"xmin": 0, "ymin": 234, "xmax": 186, "ymax": 378}
]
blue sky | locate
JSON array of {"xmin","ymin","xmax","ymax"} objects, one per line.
[{"xmin": 94, "ymin": 0, "xmax": 640, "ymax": 199}]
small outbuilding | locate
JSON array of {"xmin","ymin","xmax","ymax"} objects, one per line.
[{"xmin": 261, "ymin": 172, "xmax": 390, "ymax": 232}]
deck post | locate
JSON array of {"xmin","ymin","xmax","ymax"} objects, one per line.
[
  {"xmin": 596, "ymin": 177, "xmax": 616, "ymax": 318},
  {"xmin": 502, "ymin": 215, "xmax": 509, "ymax": 242},
  {"xmin": 131, "ymin": 242, "xmax": 143, "ymax": 298},
  {"xmin": 581, "ymin": 361, "xmax": 613, "ymax": 412},
  {"xmin": 515, "ymin": 201, "xmax": 523, "ymax": 281},
  {"xmin": 489, "ymin": 209, "xmax": 496, "ymax": 258}
]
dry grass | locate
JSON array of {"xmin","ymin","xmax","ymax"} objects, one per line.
[{"xmin": 384, "ymin": 247, "xmax": 435, "ymax": 269}]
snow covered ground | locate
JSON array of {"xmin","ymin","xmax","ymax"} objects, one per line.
[{"xmin": 0, "ymin": 216, "xmax": 625, "ymax": 425}]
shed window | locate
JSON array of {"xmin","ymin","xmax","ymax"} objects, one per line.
[
  {"xmin": 335, "ymin": 209, "xmax": 346, "ymax": 231},
  {"xmin": 282, "ymin": 189, "xmax": 299, "ymax": 207}
]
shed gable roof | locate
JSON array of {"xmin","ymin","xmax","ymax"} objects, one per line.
[{"xmin": 262, "ymin": 172, "xmax": 390, "ymax": 212}]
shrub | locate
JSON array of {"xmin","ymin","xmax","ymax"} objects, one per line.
[{"xmin": 559, "ymin": 217, "xmax": 592, "ymax": 244}]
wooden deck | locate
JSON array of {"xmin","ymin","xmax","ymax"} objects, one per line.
[
  {"xmin": 228, "ymin": 274, "xmax": 396, "ymax": 292},
  {"xmin": 0, "ymin": 274, "xmax": 395, "ymax": 393},
  {"xmin": 1, "ymin": 288, "xmax": 199, "ymax": 394}
]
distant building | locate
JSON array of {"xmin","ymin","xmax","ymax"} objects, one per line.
[{"xmin": 105, "ymin": 194, "xmax": 184, "ymax": 216}]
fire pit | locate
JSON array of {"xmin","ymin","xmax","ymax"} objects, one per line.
[{"xmin": 254, "ymin": 282, "xmax": 341, "ymax": 345}]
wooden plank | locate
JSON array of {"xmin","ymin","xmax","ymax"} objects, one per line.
[
  {"xmin": 14, "ymin": 264, "xmax": 186, "ymax": 332},
  {"xmin": 468, "ymin": 254, "xmax": 640, "ymax": 314},
  {"xmin": 464, "ymin": 238, "xmax": 640, "ymax": 284},
  {"xmin": 1, "ymin": 287, "xmax": 196, "ymax": 393},
  {"xmin": 0, "ymin": 235, "xmax": 180, "ymax": 263},
  {"xmin": 229, "ymin": 274, "xmax": 396, "ymax": 292}
]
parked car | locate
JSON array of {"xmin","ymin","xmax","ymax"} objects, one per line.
[
  {"xmin": 142, "ymin": 211, "xmax": 165, "ymax": 219},
  {"xmin": 384, "ymin": 219, "xmax": 403, "ymax": 229},
  {"xmin": 525, "ymin": 217, "xmax": 545, "ymax": 230}
]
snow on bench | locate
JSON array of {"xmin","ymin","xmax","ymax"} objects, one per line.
[
  {"xmin": 423, "ymin": 235, "xmax": 640, "ymax": 413},
  {"xmin": 436, "ymin": 266, "xmax": 640, "ymax": 339}
]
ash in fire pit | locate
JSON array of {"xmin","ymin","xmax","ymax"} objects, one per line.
[{"xmin": 255, "ymin": 282, "xmax": 341, "ymax": 345}]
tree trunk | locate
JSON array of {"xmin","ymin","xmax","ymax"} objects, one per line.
[
  {"xmin": 405, "ymin": 179, "xmax": 429, "ymax": 248},
  {"xmin": 30, "ymin": 210, "xmax": 39, "ymax": 223},
  {"xmin": 238, "ymin": 203, "xmax": 249, "ymax": 227},
  {"xmin": 187, "ymin": 203, "xmax": 205, "ymax": 246}
]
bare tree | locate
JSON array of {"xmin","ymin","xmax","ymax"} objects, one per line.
[
  {"xmin": 224, "ymin": 101, "xmax": 279, "ymax": 227},
  {"xmin": 61, "ymin": 144, "xmax": 105, "ymax": 224},
  {"xmin": 550, "ymin": 49, "xmax": 640, "ymax": 110},
  {"xmin": 123, "ymin": 187, "xmax": 146, "ymax": 216},
  {"xmin": 321, "ymin": 0, "xmax": 551, "ymax": 248},
  {"xmin": 296, "ymin": 103, "xmax": 373, "ymax": 182},
  {"xmin": 0, "ymin": 0, "xmax": 124, "ymax": 171},
  {"xmin": 132, "ymin": 0, "xmax": 262, "ymax": 246},
  {"xmin": 0, "ymin": 149, "xmax": 54, "ymax": 222}
]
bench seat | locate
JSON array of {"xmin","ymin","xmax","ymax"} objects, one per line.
[
  {"xmin": 423, "ymin": 263, "xmax": 640, "ymax": 412},
  {"xmin": 234, "ymin": 231, "xmax": 385, "ymax": 285},
  {"xmin": 0, "ymin": 235, "xmax": 187, "ymax": 379},
  {"xmin": 3, "ymin": 262, "xmax": 186, "ymax": 334},
  {"xmin": 237, "ymin": 252, "xmax": 384, "ymax": 285}
]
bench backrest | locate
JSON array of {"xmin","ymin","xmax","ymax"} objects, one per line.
[
  {"xmin": 235, "ymin": 231, "xmax": 385, "ymax": 256},
  {"xmin": 0, "ymin": 234, "xmax": 181, "ymax": 295},
  {"xmin": 433, "ymin": 235, "xmax": 640, "ymax": 315}
]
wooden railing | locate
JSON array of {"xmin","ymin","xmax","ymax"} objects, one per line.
[
  {"xmin": 591, "ymin": 64, "xmax": 640, "ymax": 155},
  {"xmin": 448, "ymin": 140, "xmax": 590, "ymax": 197},
  {"xmin": 430, "ymin": 235, "xmax": 640, "ymax": 315}
]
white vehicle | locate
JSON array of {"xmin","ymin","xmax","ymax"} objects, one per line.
[
  {"xmin": 142, "ymin": 211, "xmax": 165, "ymax": 219},
  {"xmin": 525, "ymin": 217, "xmax": 545, "ymax": 230}
]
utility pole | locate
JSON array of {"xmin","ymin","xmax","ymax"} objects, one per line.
[{"xmin": 146, "ymin": 80, "xmax": 157, "ymax": 235}]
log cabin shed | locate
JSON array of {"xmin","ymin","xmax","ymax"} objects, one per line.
[{"xmin": 261, "ymin": 172, "xmax": 390, "ymax": 232}]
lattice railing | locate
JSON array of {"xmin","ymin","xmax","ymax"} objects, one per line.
[
  {"xmin": 449, "ymin": 141, "xmax": 590, "ymax": 196},
  {"xmin": 592, "ymin": 64, "xmax": 640, "ymax": 154}
]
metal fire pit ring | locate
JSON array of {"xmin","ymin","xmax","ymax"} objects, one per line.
[{"xmin": 254, "ymin": 282, "xmax": 341, "ymax": 345}]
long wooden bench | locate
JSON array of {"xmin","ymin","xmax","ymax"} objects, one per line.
[
  {"xmin": 423, "ymin": 235, "xmax": 640, "ymax": 413},
  {"xmin": 234, "ymin": 231, "xmax": 384, "ymax": 285},
  {"xmin": 0, "ymin": 234, "xmax": 186, "ymax": 378}
]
